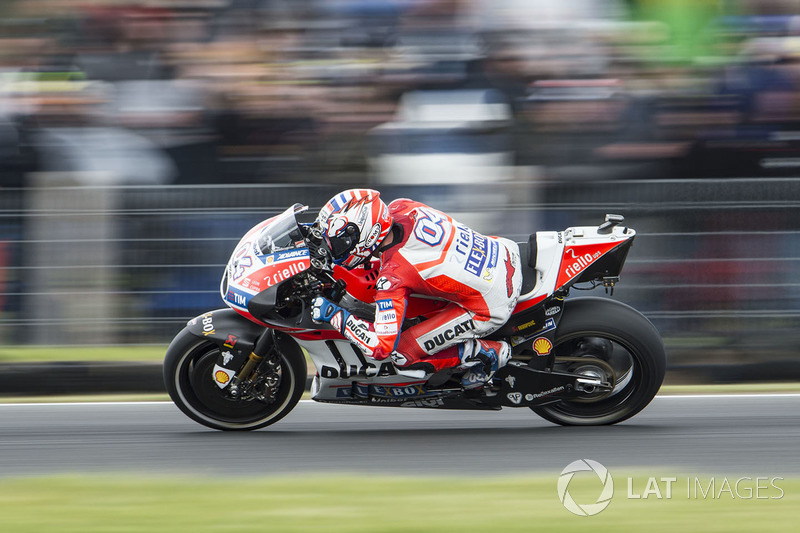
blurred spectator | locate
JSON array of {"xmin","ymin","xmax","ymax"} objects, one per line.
[
  {"xmin": 5, "ymin": 0, "xmax": 800, "ymax": 355},
  {"xmin": 4, "ymin": 0, "xmax": 800, "ymax": 184}
]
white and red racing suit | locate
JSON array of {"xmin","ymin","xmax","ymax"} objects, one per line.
[{"xmin": 339, "ymin": 198, "xmax": 523, "ymax": 373}]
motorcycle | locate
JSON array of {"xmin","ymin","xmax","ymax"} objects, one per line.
[{"xmin": 164, "ymin": 204, "xmax": 666, "ymax": 430}]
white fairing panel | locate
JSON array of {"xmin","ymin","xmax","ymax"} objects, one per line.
[
  {"xmin": 517, "ymin": 224, "xmax": 634, "ymax": 302},
  {"xmin": 563, "ymin": 224, "xmax": 635, "ymax": 244},
  {"xmin": 517, "ymin": 231, "xmax": 564, "ymax": 302},
  {"xmin": 294, "ymin": 338, "xmax": 424, "ymax": 402}
]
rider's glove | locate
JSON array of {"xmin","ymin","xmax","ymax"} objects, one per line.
[
  {"xmin": 311, "ymin": 296, "xmax": 350, "ymax": 332},
  {"xmin": 313, "ymin": 296, "xmax": 379, "ymax": 356}
]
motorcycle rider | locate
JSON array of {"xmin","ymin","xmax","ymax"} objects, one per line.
[{"xmin": 311, "ymin": 188, "xmax": 523, "ymax": 388}]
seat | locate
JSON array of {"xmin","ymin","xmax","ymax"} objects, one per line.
[{"xmin": 516, "ymin": 233, "xmax": 538, "ymax": 295}]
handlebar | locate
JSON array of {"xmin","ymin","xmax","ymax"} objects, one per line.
[{"xmin": 299, "ymin": 222, "xmax": 335, "ymax": 272}]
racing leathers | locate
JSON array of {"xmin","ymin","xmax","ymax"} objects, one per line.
[{"xmin": 314, "ymin": 198, "xmax": 523, "ymax": 378}]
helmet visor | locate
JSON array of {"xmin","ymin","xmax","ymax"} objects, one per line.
[{"xmin": 326, "ymin": 225, "xmax": 361, "ymax": 261}]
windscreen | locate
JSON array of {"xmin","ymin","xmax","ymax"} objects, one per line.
[{"xmin": 256, "ymin": 204, "xmax": 308, "ymax": 254}]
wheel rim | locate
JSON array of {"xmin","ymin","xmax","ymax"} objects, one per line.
[
  {"xmin": 545, "ymin": 333, "xmax": 644, "ymax": 420},
  {"xmin": 174, "ymin": 341, "xmax": 296, "ymax": 429}
]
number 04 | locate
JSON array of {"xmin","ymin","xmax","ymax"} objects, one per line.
[{"xmin": 414, "ymin": 211, "xmax": 445, "ymax": 246}]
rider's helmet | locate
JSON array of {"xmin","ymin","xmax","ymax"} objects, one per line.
[{"xmin": 317, "ymin": 189, "xmax": 392, "ymax": 269}]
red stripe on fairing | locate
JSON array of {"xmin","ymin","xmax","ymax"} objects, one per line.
[
  {"xmin": 230, "ymin": 309, "xmax": 348, "ymax": 341},
  {"xmin": 511, "ymin": 294, "xmax": 546, "ymax": 313},
  {"xmin": 233, "ymin": 308, "xmax": 269, "ymax": 326},
  {"xmin": 330, "ymin": 381, "xmax": 427, "ymax": 388},
  {"xmin": 289, "ymin": 330, "xmax": 347, "ymax": 341}
]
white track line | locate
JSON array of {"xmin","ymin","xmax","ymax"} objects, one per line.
[
  {"xmin": 655, "ymin": 393, "xmax": 800, "ymax": 399},
  {"xmin": 0, "ymin": 401, "xmax": 174, "ymax": 407}
]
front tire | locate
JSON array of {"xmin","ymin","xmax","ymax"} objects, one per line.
[
  {"xmin": 164, "ymin": 328, "xmax": 306, "ymax": 431},
  {"xmin": 531, "ymin": 297, "xmax": 666, "ymax": 426}
]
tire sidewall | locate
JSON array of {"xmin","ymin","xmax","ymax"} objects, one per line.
[
  {"xmin": 532, "ymin": 297, "xmax": 666, "ymax": 425},
  {"xmin": 163, "ymin": 328, "xmax": 306, "ymax": 431}
]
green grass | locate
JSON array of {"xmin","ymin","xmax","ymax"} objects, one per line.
[
  {"xmin": 0, "ymin": 394, "xmax": 172, "ymax": 404},
  {"xmin": 0, "ymin": 345, "xmax": 169, "ymax": 363},
  {"xmin": 660, "ymin": 382, "xmax": 800, "ymax": 394},
  {"xmin": 0, "ymin": 474, "xmax": 795, "ymax": 532},
  {"xmin": 0, "ymin": 345, "xmax": 318, "ymax": 368},
  {"xmin": 0, "ymin": 345, "xmax": 321, "ymax": 370}
]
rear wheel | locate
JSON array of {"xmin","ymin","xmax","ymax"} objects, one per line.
[
  {"xmin": 531, "ymin": 298, "xmax": 666, "ymax": 426},
  {"xmin": 164, "ymin": 328, "xmax": 306, "ymax": 431}
]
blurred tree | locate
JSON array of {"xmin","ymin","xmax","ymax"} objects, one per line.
[{"xmin": 629, "ymin": 0, "xmax": 725, "ymax": 62}]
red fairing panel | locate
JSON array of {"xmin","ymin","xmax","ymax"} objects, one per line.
[
  {"xmin": 242, "ymin": 258, "xmax": 311, "ymax": 293},
  {"xmin": 555, "ymin": 241, "xmax": 625, "ymax": 289},
  {"xmin": 333, "ymin": 263, "xmax": 381, "ymax": 303},
  {"xmin": 510, "ymin": 294, "xmax": 547, "ymax": 314}
]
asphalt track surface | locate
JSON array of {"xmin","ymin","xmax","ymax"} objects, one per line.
[{"xmin": 0, "ymin": 395, "xmax": 798, "ymax": 478}]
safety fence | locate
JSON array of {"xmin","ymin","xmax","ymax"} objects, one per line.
[{"xmin": 2, "ymin": 176, "xmax": 800, "ymax": 379}]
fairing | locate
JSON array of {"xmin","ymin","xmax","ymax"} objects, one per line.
[{"xmin": 220, "ymin": 204, "xmax": 312, "ymax": 325}]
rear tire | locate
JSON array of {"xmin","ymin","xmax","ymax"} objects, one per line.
[
  {"xmin": 164, "ymin": 328, "xmax": 306, "ymax": 431},
  {"xmin": 531, "ymin": 297, "xmax": 666, "ymax": 426}
]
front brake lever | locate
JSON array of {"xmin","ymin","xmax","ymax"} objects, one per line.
[
  {"xmin": 296, "ymin": 297, "xmax": 308, "ymax": 326},
  {"xmin": 296, "ymin": 284, "xmax": 324, "ymax": 326}
]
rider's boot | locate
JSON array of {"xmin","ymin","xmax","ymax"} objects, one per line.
[{"xmin": 459, "ymin": 339, "xmax": 511, "ymax": 389}]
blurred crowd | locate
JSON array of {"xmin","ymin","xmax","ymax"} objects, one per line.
[
  {"xmin": 3, "ymin": 1, "xmax": 800, "ymax": 373},
  {"xmin": 3, "ymin": 0, "xmax": 800, "ymax": 187}
]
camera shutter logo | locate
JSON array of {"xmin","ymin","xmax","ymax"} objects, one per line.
[{"xmin": 557, "ymin": 459, "xmax": 614, "ymax": 516}]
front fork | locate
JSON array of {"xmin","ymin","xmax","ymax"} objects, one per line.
[{"xmin": 228, "ymin": 329, "xmax": 279, "ymax": 400}]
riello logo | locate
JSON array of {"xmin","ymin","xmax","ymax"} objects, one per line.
[{"xmin": 563, "ymin": 249, "xmax": 602, "ymax": 279}]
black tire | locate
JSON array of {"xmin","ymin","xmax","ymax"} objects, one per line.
[
  {"xmin": 163, "ymin": 328, "xmax": 306, "ymax": 431},
  {"xmin": 531, "ymin": 297, "xmax": 666, "ymax": 426}
]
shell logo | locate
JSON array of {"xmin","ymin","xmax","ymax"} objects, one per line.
[
  {"xmin": 214, "ymin": 370, "xmax": 231, "ymax": 384},
  {"xmin": 533, "ymin": 337, "xmax": 553, "ymax": 356}
]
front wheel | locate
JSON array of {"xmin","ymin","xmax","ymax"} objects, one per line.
[
  {"xmin": 164, "ymin": 328, "xmax": 306, "ymax": 431},
  {"xmin": 531, "ymin": 297, "xmax": 666, "ymax": 426}
]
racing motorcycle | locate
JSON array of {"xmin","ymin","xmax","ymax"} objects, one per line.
[{"xmin": 164, "ymin": 205, "xmax": 666, "ymax": 431}]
